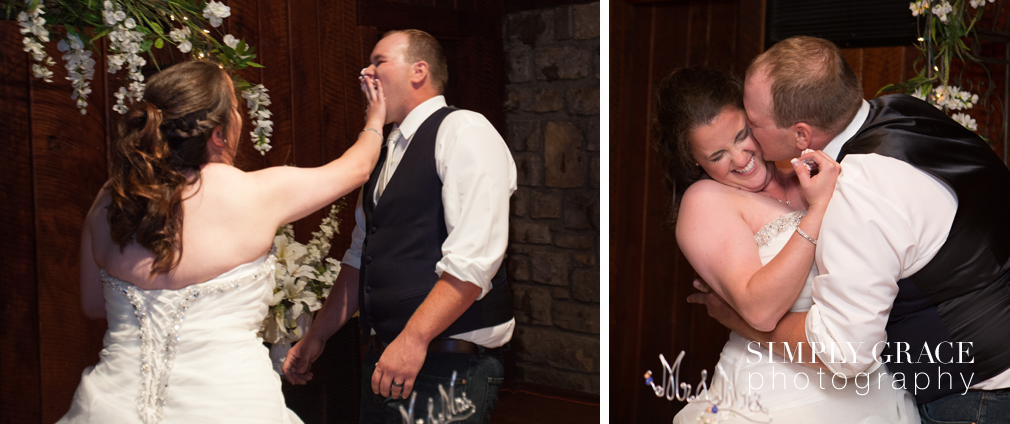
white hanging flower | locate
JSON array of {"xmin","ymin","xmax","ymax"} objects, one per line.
[
  {"xmin": 951, "ymin": 112, "xmax": 978, "ymax": 131},
  {"xmin": 113, "ymin": 86, "xmax": 129, "ymax": 114},
  {"xmin": 58, "ymin": 34, "xmax": 96, "ymax": 115},
  {"xmin": 223, "ymin": 34, "xmax": 240, "ymax": 50},
  {"xmin": 168, "ymin": 26, "xmax": 193, "ymax": 53},
  {"xmin": 933, "ymin": 1, "xmax": 953, "ymax": 22},
  {"xmin": 32, "ymin": 64, "xmax": 54, "ymax": 83},
  {"xmin": 203, "ymin": 1, "xmax": 231, "ymax": 28},
  {"xmin": 242, "ymin": 84, "xmax": 274, "ymax": 154},
  {"xmin": 19, "ymin": 2, "xmax": 54, "ymax": 82},
  {"xmin": 910, "ymin": 1, "xmax": 929, "ymax": 17},
  {"xmin": 106, "ymin": 8, "xmax": 148, "ymax": 114}
]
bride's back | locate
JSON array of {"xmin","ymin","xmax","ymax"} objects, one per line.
[{"xmin": 91, "ymin": 163, "xmax": 277, "ymax": 291}]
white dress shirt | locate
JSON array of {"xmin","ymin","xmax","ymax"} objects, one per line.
[
  {"xmin": 342, "ymin": 96, "xmax": 516, "ymax": 348},
  {"xmin": 805, "ymin": 99, "xmax": 1010, "ymax": 389}
]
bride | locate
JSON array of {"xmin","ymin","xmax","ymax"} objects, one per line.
[
  {"xmin": 59, "ymin": 60, "xmax": 385, "ymax": 423},
  {"xmin": 655, "ymin": 67, "xmax": 918, "ymax": 423}
]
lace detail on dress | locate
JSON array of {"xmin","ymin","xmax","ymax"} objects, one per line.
[
  {"xmin": 753, "ymin": 211, "xmax": 806, "ymax": 248},
  {"xmin": 100, "ymin": 256, "xmax": 277, "ymax": 424}
]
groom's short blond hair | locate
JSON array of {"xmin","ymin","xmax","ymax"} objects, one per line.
[
  {"xmin": 384, "ymin": 29, "xmax": 448, "ymax": 94},
  {"xmin": 747, "ymin": 36, "xmax": 862, "ymax": 136}
]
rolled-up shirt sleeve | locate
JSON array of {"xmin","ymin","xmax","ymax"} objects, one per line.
[
  {"xmin": 340, "ymin": 188, "xmax": 367, "ymax": 270},
  {"xmin": 806, "ymin": 154, "xmax": 956, "ymax": 376},
  {"xmin": 434, "ymin": 113, "xmax": 517, "ymax": 299}
]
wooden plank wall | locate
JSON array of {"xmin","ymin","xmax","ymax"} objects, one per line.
[
  {"xmin": 0, "ymin": 0, "xmax": 504, "ymax": 422},
  {"xmin": 610, "ymin": 1, "xmax": 765, "ymax": 422}
]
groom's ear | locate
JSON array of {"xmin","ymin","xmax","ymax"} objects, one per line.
[
  {"xmin": 792, "ymin": 123, "xmax": 813, "ymax": 151},
  {"xmin": 410, "ymin": 61, "xmax": 430, "ymax": 85}
]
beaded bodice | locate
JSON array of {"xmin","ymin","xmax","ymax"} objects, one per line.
[
  {"xmin": 753, "ymin": 210, "xmax": 806, "ymax": 248},
  {"xmin": 99, "ymin": 255, "xmax": 276, "ymax": 424},
  {"xmin": 753, "ymin": 211, "xmax": 816, "ymax": 312}
]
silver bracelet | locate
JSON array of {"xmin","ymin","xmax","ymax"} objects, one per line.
[
  {"xmin": 360, "ymin": 127, "xmax": 383, "ymax": 139},
  {"xmin": 795, "ymin": 227, "xmax": 817, "ymax": 245}
]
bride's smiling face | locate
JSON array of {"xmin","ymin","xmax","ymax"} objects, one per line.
[{"xmin": 690, "ymin": 106, "xmax": 773, "ymax": 193}]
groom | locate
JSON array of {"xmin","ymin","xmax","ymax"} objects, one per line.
[
  {"xmin": 691, "ymin": 35, "xmax": 1010, "ymax": 422},
  {"xmin": 282, "ymin": 29, "xmax": 516, "ymax": 423}
]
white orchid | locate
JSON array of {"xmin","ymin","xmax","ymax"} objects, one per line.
[
  {"xmin": 203, "ymin": 1, "xmax": 231, "ymax": 28},
  {"xmin": 260, "ymin": 204, "xmax": 343, "ymax": 356},
  {"xmin": 933, "ymin": 1, "xmax": 953, "ymax": 22}
]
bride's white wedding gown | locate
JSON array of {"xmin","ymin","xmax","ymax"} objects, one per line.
[
  {"xmin": 675, "ymin": 211, "xmax": 919, "ymax": 424},
  {"xmin": 58, "ymin": 255, "xmax": 303, "ymax": 424}
]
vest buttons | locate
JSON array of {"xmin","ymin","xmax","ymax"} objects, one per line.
[
  {"xmin": 365, "ymin": 285, "xmax": 372, "ymax": 293},
  {"xmin": 369, "ymin": 226, "xmax": 377, "ymax": 235},
  {"xmin": 365, "ymin": 255, "xmax": 373, "ymax": 264}
]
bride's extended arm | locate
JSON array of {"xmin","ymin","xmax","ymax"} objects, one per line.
[
  {"xmin": 677, "ymin": 152, "xmax": 840, "ymax": 332},
  {"xmin": 251, "ymin": 76, "xmax": 387, "ymax": 227}
]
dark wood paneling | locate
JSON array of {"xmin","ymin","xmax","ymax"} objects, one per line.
[
  {"xmin": 33, "ymin": 38, "xmax": 109, "ymax": 423},
  {"xmin": 259, "ymin": 0, "xmax": 296, "ymax": 169},
  {"xmin": 228, "ymin": 0, "xmax": 268, "ymax": 171},
  {"xmin": 610, "ymin": 1, "xmax": 762, "ymax": 422},
  {"xmin": 0, "ymin": 21, "xmax": 42, "ymax": 424}
]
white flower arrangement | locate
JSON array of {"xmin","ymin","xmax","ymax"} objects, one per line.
[
  {"xmin": 886, "ymin": 1, "xmax": 995, "ymax": 134},
  {"xmin": 261, "ymin": 203, "xmax": 343, "ymax": 374},
  {"xmin": 11, "ymin": 0, "xmax": 274, "ymax": 154}
]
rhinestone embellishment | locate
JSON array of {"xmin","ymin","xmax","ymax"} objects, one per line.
[
  {"xmin": 753, "ymin": 210, "xmax": 806, "ymax": 248},
  {"xmin": 100, "ymin": 255, "xmax": 277, "ymax": 424}
]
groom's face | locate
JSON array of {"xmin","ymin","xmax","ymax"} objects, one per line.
[
  {"xmin": 743, "ymin": 69, "xmax": 801, "ymax": 162},
  {"xmin": 365, "ymin": 33, "xmax": 412, "ymax": 125}
]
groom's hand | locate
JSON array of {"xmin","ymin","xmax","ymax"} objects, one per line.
[
  {"xmin": 687, "ymin": 279, "xmax": 749, "ymax": 333},
  {"xmin": 282, "ymin": 334, "xmax": 325, "ymax": 385},
  {"xmin": 372, "ymin": 333, "xmax": 428, "ymax": 399}
]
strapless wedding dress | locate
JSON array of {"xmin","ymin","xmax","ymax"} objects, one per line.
[
  {"xmin": 58, "ymin": 255, "xmax": 303, "ymax": 424},
  {"xmin": 674, "ymin": 211, "xmax": 918, "ymax": 423}
]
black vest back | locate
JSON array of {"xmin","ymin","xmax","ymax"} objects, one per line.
[
  {"xmin": 838, "ymin": 94, "xmax": 1010, "ymax": 404},
  {"xmin": 358, "ymin": 107, "xmax": 513, "ymax": 344}
]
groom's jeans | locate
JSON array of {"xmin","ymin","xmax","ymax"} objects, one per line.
[
  {"xmin": 360, "ymin": 338, "xmax": 505, "ymax": 424},
  {"xmin": 917, "ymin": 387, "xmax": 1010, "ymax": 424}
]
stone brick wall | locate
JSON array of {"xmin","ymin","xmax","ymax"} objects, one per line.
[{"xmin": 502, "ymin": 2, "xmax": 600, "ymax": 395}]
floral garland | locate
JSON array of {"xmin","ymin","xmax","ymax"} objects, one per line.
[
  {"xmin": 11, "ymin": 0, "xmax": 273, "ymax": 154},
  {"xmin": 262, "ymin": 203, "xmax": 344, "ymax": 374},
  {"xmin": 882, "ymin": 0, "xmax": 997, "ymax": 132}
]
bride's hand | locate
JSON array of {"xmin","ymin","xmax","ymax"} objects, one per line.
[
  {"xmin": 791, "ymin": 149, "xmax": 840, "ymax": 208},
  {"xmin": 360, "ymin": 75, "xmax": 386, "ymax": 127}
]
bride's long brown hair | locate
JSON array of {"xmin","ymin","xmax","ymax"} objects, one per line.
[{"xmin": 107, "ymin": 60, "xmax": 236, "ymax": 275}]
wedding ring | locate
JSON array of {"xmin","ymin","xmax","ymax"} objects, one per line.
[{"xmin": 391, "ymin": 381, "xmax": 404, "ymax": 388}]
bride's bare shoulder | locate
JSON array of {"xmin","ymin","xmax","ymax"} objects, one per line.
[
  {"xmin": 681, "ymin": 179, "xmax": 740, "ymax": 207},
  {"xmin": 677, "ymin": 180, "xmax": 745, "ymax": 229}
]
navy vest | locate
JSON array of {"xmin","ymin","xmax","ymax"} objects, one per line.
[
  {"xmin": 358, "ymin": 107, "xmax": 514, "ymax": 345},
  {"xmin": 838, "ymin": 94, "xmax": 1010, "ymax": 404}
]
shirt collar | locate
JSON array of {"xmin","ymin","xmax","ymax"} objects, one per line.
[
  {"xmin": 393, "ymin": 95, "xmax": 447, "ymax": 141},
  {"xmin": 823, "ymin": 99, "xmax": 870, "ymax": 160}
]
